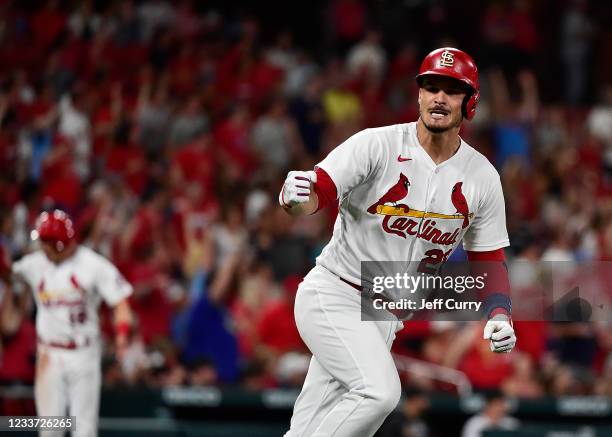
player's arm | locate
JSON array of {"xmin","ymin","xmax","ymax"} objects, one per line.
[
  {"xmin": 463, "ymin": 171, "xmax": 515, "ymax": 353},
  {"xmin": 1, "ymin": 250, "xmax": 22, "ymax": 337},
  {"xmin": 113, "ymin": 297, "xmax": 132, "ymax": 357},
  {"xmin": 280, "ymin": 129, "xmax": 381, "ymax": 216},
  {"xmin": 0, "ymin": 285, "xmax": 18, "ymax": 337},
  {"xmin": 1, "ymin": 272, "xmax": 33, "ymax": 338},
  {"xmin": 466, "ymin": 249, "xmax": 516, "ymax": 353},
  {"xmin": 94, "ymin": 255, "xmax": 134, "ymax": 357}
]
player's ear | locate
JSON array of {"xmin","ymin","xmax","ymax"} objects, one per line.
[{"xmin": 418, "ymin": 88, "xmax": 422, "ymax": 107}]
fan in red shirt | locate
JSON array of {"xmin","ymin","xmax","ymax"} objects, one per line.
[
  {"xmin": 40, "ymin": 135, "xmax": 83, "ymax": 211},
  {"xmin": 459, "ymin": 333, "xmax": 513, "ymax": 390},
  {"xmin": 104, "ymin": 126, "xmax": 150, "ymax": 196},
  {"xmin": 213, "ymin": 105, "xmax": 258, "ymax": 179},
  {"xmin": 170, "ymin": 131, "xmax": 217, "ymax": 197},
  {"xmin": 31, "ymin": 0, "xmax": 66, "ymax": 51},
  {"xmin": 256, "ymin": 275, "xmax": 305, "ymax": 355},
  {"xmin": 169, "ymin": 44, "xmax": 199, "ymax": 98},
  {"xmin": 127, "ymin": 262, "xmax": 172, "ymax": 346},
  {"xmin": 0, "ymin": 254, "xmax": 36, "ymax": 384}
]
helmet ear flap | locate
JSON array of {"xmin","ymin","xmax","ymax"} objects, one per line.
[{"xmin": 462, "ymin": 89, "xmax": 479, "ymax": 120}]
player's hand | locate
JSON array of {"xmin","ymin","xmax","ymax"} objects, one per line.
[
  {"xmin": 115, "ymin": 333, "xmax": 129, "ymax": 361},
  {"xmin": 483, "ymin": 314, "xmax": 516, "ymax": 353},
  {"xmin": 279, "ymin": 170, "xmax": 317, "ymax": 209}
]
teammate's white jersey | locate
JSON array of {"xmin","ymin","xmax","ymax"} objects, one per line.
[
  {"xmin": 12, "ymin": 245, "xmax": 132, "ymax": 345},
  {"xmin": 315, "ymin": 122, "xmax": 509, "ymax": 284}
]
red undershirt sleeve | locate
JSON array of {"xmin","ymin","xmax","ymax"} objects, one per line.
[
  {"xmin": 466, "ymin": 248, "xmax": 512, "ymax": 319},
  {"xmin": 313, "ymin": 167, "xmax": 338, "ymax": 213}
]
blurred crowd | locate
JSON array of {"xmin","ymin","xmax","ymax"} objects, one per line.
[{"xmin": 0, "ymin": 0, "xmax": 611, "ymax": 400}]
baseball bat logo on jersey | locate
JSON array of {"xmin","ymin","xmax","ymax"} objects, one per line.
[{"xmin": 367, "ymin": 174, "xmax": 473, "ymax": 243}]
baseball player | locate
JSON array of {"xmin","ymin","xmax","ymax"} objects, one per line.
[
  {"xmin": 279, "ymin": 47, "xmax": 517, "ymax": 437},
  {"xmin": 7, "ymin": 209, "xmax": 133, "ymax": 437}
]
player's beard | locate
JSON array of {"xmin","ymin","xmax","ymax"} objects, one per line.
[{"xmin": 421, "ymin": 110, "xmax": 462, "ymax": 133}]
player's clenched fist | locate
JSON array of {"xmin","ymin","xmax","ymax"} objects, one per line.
[
  {"xmin": 279, "ymin": 170, "xmax": 317, "ymax": 209},
  {"xmin": 483, "ymin": 314, "xmax": 516, "ymax": 353}
]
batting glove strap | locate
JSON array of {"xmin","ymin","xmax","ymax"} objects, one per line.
[{"xmin": 482, "ymin": 292, "xmax": 512, "ymax": 319}]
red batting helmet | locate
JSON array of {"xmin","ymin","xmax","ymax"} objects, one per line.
[
  {"xmin": 34, "ymin": 209, "xmax": 76, "ymax": 252},
  {"xmin": 416, "ymin": 47, "xmax": 480, "ymax": 120}
]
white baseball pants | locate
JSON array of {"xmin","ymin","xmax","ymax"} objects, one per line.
[
  {"xmin": 285, "ymin": 266, "xmax": 403, "ymax": 437},
  {"xmin": 35, "ymin": 343, "xmax": 101, "ymax": 437}
]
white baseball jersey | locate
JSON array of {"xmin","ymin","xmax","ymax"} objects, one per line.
[
  {"xmin": 12, "ymin": 245, "xmax": 132, "ymax": 346},
  {"xmin": 315, "ymin": 122, "xmax": 509, "ymax": 284}
]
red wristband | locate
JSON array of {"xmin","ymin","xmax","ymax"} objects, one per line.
[
  {"xmin": 490, "ymin": 308, "xmax": 510, "ymax": 318},
  {"xmin": 116, "ymin": 322, "xmax": 130, "ymax": 336}
]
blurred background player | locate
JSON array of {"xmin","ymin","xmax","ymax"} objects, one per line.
[{"xmin": 3, "ymin": 209, "xmax": 132, "ymax": 437}]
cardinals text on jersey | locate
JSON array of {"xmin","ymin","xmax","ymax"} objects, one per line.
[{"xmin": 314, "ymin": 122, "xmax": 509, "ymax": 284}]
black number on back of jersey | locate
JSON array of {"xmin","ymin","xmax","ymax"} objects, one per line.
[{"xmin": 69, "ymin": 306, "xmax": 87, "ymax": 325}]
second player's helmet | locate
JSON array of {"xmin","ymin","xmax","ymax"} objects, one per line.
[
  {"xmin": 416, "ymin": 47, "xmax": 480, "ymax": 120},
  {"xmin": 34, "ymin": 209, "xmax": 76, "ymax": 252}
]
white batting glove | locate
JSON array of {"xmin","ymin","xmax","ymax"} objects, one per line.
[
  {"xmin": 483, "ymin": 314, "xmax": 516, "ymax": 353},
  {"xmin": 279, "ymin": 170, "xmax": 317, "ymax": 208}
]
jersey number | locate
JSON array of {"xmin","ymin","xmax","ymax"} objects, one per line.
[
  {"xmin": 69, "ymin": 306, "xmax": 87, "ymax": 325},
  {"xmin": 417, "ymin": 249, "xmax": 452, "ymax": 274}
]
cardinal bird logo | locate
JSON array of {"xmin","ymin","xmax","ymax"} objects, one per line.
[
  {"xmin": 70, "ymin": 274, "xmax": 86, "ymax": 294},
  {"xmin": 367, "ymin": 173, "xmax": 410, "ymax": 214},
  {"xmin": 451, "ymin": 182, "xmax": 470, "ymax": 229}
]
